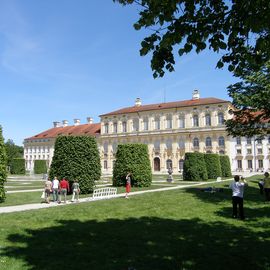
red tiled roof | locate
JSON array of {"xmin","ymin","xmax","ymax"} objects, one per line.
[
  {"xmin": 100, "ymin": 97, "xmax": 229, "ymax": 116},
  {"xmin": 25, "ymin": 123, "xmax": 101, "ymax": 140}
]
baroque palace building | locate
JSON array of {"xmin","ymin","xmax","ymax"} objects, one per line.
[{"xmin": 24, "ymin": 90, "xmax": 270, "ymax": 174}]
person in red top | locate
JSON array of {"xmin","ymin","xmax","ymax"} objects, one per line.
[{"xmin": 59, "ymin": 177, "xmax": 70, "ymax": 203}]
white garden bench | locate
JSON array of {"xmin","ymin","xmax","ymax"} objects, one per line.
[{"xmin": 92, "ymin": 187, "xmax": 117, "ymax": 200}]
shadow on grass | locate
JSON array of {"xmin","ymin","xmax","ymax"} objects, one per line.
[
  {"xmin": 3, "ymin": 217, "xmax": 270, "ymax": 270},
  {"xmin": 186, "ymin": 184, "xmax": 265, "ymax": 205}
]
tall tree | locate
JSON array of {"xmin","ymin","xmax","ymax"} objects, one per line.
[
  {"xmin": 226, "ymin": 61, "xmax": 270, "ymax": 137},
  {"xmin": 0, "ymin": 126, "xmax": 7, "ymax": 203},
  {"xmin": 5, "ymin": 139, "xmax": 23, "ymax": 168},
  {"xmin": 114, "ymin": 0, "xmax": 270, "ymax": 78}
]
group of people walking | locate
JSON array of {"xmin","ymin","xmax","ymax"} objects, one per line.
[
  {"xmin": 230, "ymin": 172, "xmax": 270, "ymax": 220},
  {"xmin": 44, "ymin": 177, "xmax": 80, "ymax": 204}
]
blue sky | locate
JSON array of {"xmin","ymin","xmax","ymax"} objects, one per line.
[{"xmin": 0, "ymin": 0, "xmax": 237, "ymax": 146}]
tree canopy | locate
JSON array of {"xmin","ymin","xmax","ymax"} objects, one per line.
[
  {"xmin": 114, "ymin": 0, "xmax": 270, "ymax": 78},
  {"xmin": 226, "ymin": 61, "xmax": 270, "ymax": 137},
  {"xmin": 5, "ymin": 139, "xmax": 23, "ymax": 168},
  {"xmin": 114, "ymin": 0, "xmax": 270, "ymax": 136}
]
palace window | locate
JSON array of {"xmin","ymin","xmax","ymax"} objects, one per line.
[
  {"xmin": 258, "ymin": 160, "xmax": 264, "ymax": 169},
  {"xmin": 122, "ymin": 121, "xmax": 127, "ymax": 133},
  {"xmin": 205, "ymin": 137, "xmax": 212, "ymax": 147},
  {"xmin": 246, "ymin": 137, "xmax": 252, "ymax": 145},
  {"xmin": 133, "ymin": 118, "xmax": 139, "ymax": 131},
  {"xmin": 143, "ymin": 117, "xmax": 149, "ymax": 131},
  {"xmin": 104, "ymin": 160, "xmax": 108, "ymax": 170},
  {"xmin": 166, "ymin": 139, "xmax": 172, "ymax": 150},
  {"xmin": 113, "ymin": 122, "xmax": 117, "ymax": 133},
  {"xmin": 193, "ymin": 137, "xmax": 199, "ymax": 148},
  {"xmin": 205, "ymin": 114, "xmax": 211, "ymax": 126},
  {"xmin": 179, "ymin": 116, "xmax": 185, "ymax": 128},
  {"xmin": 104, "ymin": 123, "xmax": 109, "ymax": 134},
  {"xmin": 218, "ymin": 112, "xmax": 225, "ymax": 125},
  {"xmin": 166, "ymin": 115, "xmax": 172, "ymax": 129},
  {"xmin": 236, "ymin": 137, "xmax": 241, "ymax": 145},
  {"xmin": 193, "ymin": 115, "xmax": 199, "ymax": 127},
  {"xmin": 154, "ymin": 116, "xmax": 160, "ymax": 130},
  {"xmin": 218, "ymin": 136, "xmax": 225, "ymax": 147}
]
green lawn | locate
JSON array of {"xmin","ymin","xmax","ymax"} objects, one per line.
[{"xmin": 0, "ymin": 175, "xmax": 269, "ymax": 270}]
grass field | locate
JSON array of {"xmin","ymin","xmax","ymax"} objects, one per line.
[{"xmin": 0, "ymin": 175, "xmax": 269, "ymax": 270}]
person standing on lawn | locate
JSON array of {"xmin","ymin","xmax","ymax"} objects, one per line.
[
  {"xmin": 44, "ymin": 178, "xmax": 52, "ymax": 204},
  {"xmin": 230, "ymin": 175, "xmax": 248, "ymax": 220},
  {"xmin": 71, "ymin": 179, "xmax": 80, "ymax": 202},
  {"xmin": 59, "ymin": 177, "xmax": 70, "ymax": 203},
  {"xmin": 52, "ymin": 176, "xmax": 60, "ymax": 202},
  {"xmin": 263, "ymin": 172, "xmax": 270, "ymax": 202},
  {"xmin": 125, "ymin": 172, "xmax": 131, "ymax": 198}
]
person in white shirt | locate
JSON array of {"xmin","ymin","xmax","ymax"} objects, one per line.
[
  {"xmin": 52, "ymin": 176, "xmax": 60, "ymax": 202},
  {"xmin": 230, "ymin": 175, "xmax": 248, "ymax": 220}
]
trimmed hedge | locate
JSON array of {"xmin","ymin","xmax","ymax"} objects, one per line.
[
  {"xmin": 204, "ymin": 153, "xmax": 222, "ymax": 179},
  {"xmin": 10, "ymin": 158, "xmax": 26, "ymax": 175},
  {"xmin": 220, "ymin": 155, "xmax": 232, "ymax": 177},
  {"xmin": 183, "ymin": 152, "xmax": 208, "ymax": 181},
  {"xmin": 34, "ymin": 160, "xmax": 47, "ymax": 174},
  {"xmin": 0, "ymin": 126, "xmax": 7, "ymax": 203},
  {"xmin": 113, "ymin": 144, "xmax": 152, "ymax": 187},
  {"xmin": 49, "ymin": 135, "xmax": 101, "ymax": 194}
]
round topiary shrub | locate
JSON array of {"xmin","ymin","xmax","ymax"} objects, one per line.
[
  {"xmin": 10, "ymin": 158, "xmax": 26, "ymax": 175},
  {"xmin": 49, "ymin": 135, "xmax": 101, "ymax": 194},
  {"xmin": 34, "ymin": 160, "xmax": 47, "ymax": 174},
  {"xmin": 219, "ymin": 155, "xmax": 232, "ymax": 177},
  {"xmin": 0, "ymin": 126, "xmax": 7, "ymax": 203},
  {"xmin": 183, "ymin": 152, "xmax": 208, "ymax": 181},
  {"xmin": 204, "ymin": 153, "xmax": 222, "ymax": 179},
  {"xmin": 113, "ymin": 144, "xmax": 152, "ymax": 187}
]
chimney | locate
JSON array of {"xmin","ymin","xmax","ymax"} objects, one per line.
[
  {"xmin": 135, "ymin": 97, "xmax": 142, "ymax": 107},
  {"xmin": 74, "ymin": 119, "xmax": 81, "ymax": 126},
  {"xmin": 62, "ymin": 120, "xmax": 68, "ymax": 127},
  {"xmin": 53, "ymin": 121, "xmax": 61, "ymax": 128},
  {"xmin": 192, "ymin": 89, "xmax": 200, "ymax": 100},
  {"xmin": 87, "ymin": 117, "xmax": 93, "ymax": 124}
]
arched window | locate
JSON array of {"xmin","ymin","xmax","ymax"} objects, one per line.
[
  {"xmin": 166, "ymin": 115, "xmax": 172, "ymax": 129},
  {"xmin": 133, "ymin": 118, "xmax": 139, "ymax": 131},
  {"xmin": 218, "ymin": 136, "xmax": 225, "ymax": 146},
  {"xmin": 166, "ymin": 159, "xmax": 173, "ymax": 170},
  {"xmin": 179, "ymin": 116, "xmax": 185, "ymax": 128},
  {"xmin": 178, "ymin": 140, "xmax": 185, "ymax": 149},
  {"xmin": 122, "ymin": 121, "xmax": 127, "ymax": 132},
  {"xmin": 205, "ymin": 114, "xmax": 211, "ymax": 126},
  {"xmin": 154, "ymin": 140, "xmax": 160, "ymax": 150},
  {"xmin": 205, "ymin": 137, "xmax": 212, "ymax": 147},
  {"xmin": 103, "ymin": 142, "xmax": 108, "ymax": 153},
  {"xmin": 143, "ymin": 117, "xmax": 149, "ymax": 131},
  {"xmin": 113, "ymin": 122, "xmax": 117, "ymax": 133},
  {"xmin": 166, "ymin": 139, "xmax": 172, "ymax": 150},
  {"xmin": 193, "ymin": 137, "xmax": 199, "ymax": 147},
  {"xmin": 112, "ymin": 142, "xmax": 118, "ymax": 153},
  {"xmin": 155, "ymin": 116, "xmax": 160, "ymax": 130},
  {"xmin": 218, "ymin": 112, "xmax": 224, "ymax": 125},
  {"xmin": 193, "ymin": 115, "xmax": 199, "ymax": 127},
  {"xmin": 104, "ymin": 123, "xmax": 109, "ymax": 134}
]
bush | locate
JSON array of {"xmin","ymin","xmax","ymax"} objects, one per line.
[
  {"xmin": 183, "ymin": 152, "xmax": 208, "ymax": 181},
  {"xmin": 204, "ymin": 153, "xmax": 222, "ymax": 179},
  {"xmin": 34, "ymin": 160, "xmax": 47, "ymax": 174},
  {"xmin": 10, "ymin": 158, "xmax": 26, "ymax": 175},
  {"xmin": 113, "ymin": 144, "xmax": 152, "ymax": 187},
  {"xmin": 220, "ymin": 155, "xmax": 232, "ymax": 177},
  {"xmin": 49, "ymin": 135, "xmax": 101, "ymax": 194},
  {"xmin": 0, "ymin": 126, "xmax": 7, "ymax": 203}
]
